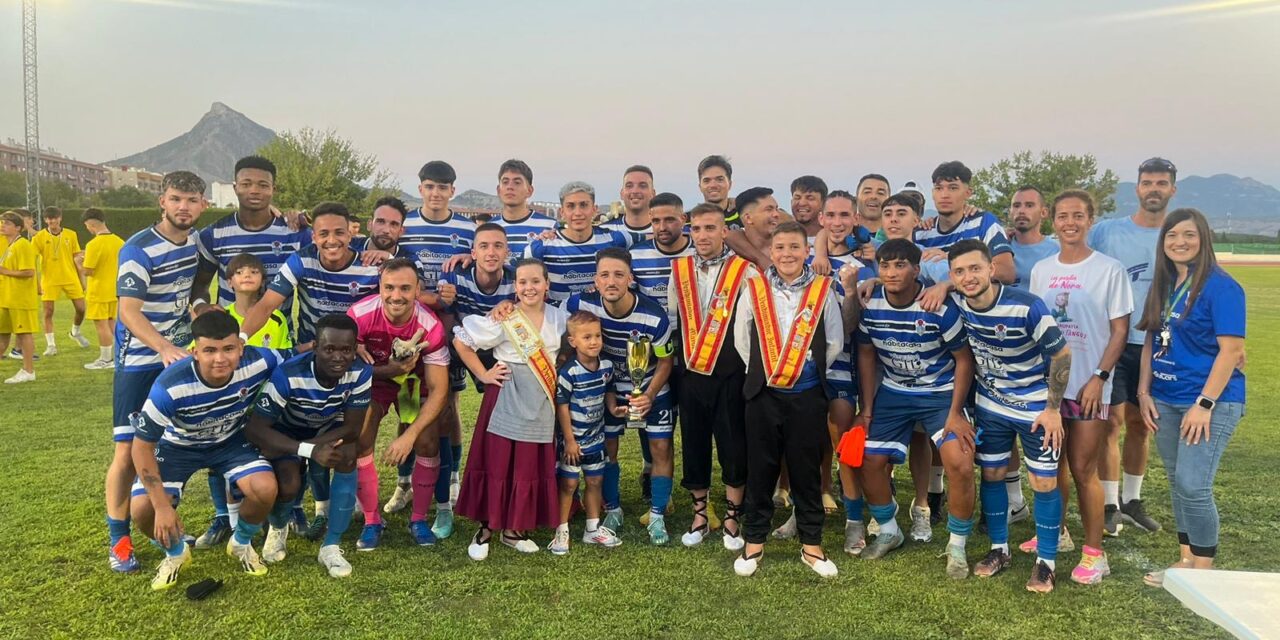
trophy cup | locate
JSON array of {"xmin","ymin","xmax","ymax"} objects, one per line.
[{"xmin": 626, "ymin": 334, "xmax": 652, "ymax": 430}]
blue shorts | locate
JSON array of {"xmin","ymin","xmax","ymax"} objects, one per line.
[
  {"xmin": 974, "ymin": 408, "xmax": 1060, "ymax": 477},
  {"xmin": 825, "ymin": 378, "xmax": 858, "ymax": 405},
  {"xmin": 866, "ymin": 387, "xmax": 956, "ymax": 464},
  {"xmin": 604, "ymin": 391, "xmax": 676, "ymax": 439},
  {"xmin": 448, "ymin": 358, "xmax": 468, "ymax": 393},
  {"xmin": 112, "ymin": 368, "xmax": 162, "ymax": 443},
  {"xmin": 130, "ymin": 434, "xmax": 273, "ymax": 504},
  {"xmin": 557, "ymin": 448, "xmax": 608, "ymax": 479}
]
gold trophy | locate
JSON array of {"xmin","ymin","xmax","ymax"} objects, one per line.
[{"xmin": 626, "ymin": 333, "xmax": 652, "ymax": 429}]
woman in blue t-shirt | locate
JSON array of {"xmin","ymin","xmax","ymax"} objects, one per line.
[{"xmin": 1135, "ymin": 208, "xmax": 1246, "ymax": 586}]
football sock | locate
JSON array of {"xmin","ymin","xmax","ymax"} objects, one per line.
[
  {"xmin": 843, "ymin": 495, "xmax": 864, "ymax": 523},
  {"xmin": 1102, "ymin": 480, "xmax": 1120, "ymax": 507},
  {"xmin": 307, "ymin": 461, "xmax": 330, "ymax": 502},
  {"xmin": 948, "ymin": 514, "xmax": 973, "ymax": 548},
  {"xmin": 603, "ymin": 461, "xmax": 621, "ymax": 511},
  {"xmin": 267, "ymin": 500, "xmax": 294, "ymax": 529},
  {"xmin": 323, "ymin": 470, "xmax": 357, "ymax": 547},
  {"xmin": 71, "ymin": 324, "xmax": 82, "ymax": 336},
  {"xmin": 411, "ymin": 455, "xmax": 441, "ymax": 522},
  {"xmin": 209, "ymin": 473, "xmax": 229, "ymax": 518},
  {"xmin": 164, "ymin": 537, "xmax": 186, "ymax": 558},
  {"xmin": 106, "ymin": 516, "xmax": 130, "ymax": 546},
  {"xmin": 1122, "ymin": 473, "xmax": 1144, "ymax": 503},
  {"xmin": 451, "ymin": 443, "xmax": 462, "ymax": 470},
  {"xmin": 869, "ymin": 502, "xmax": 900, "ymax": 537},
  {"xmin": 638, "ymin": 429, "xmax": 653, "ymax": 466},
  {"xmin": 929, "ymin": 465, "xmax": 945, "ymax": 494},
  {"xmin": 1005, "ymin": 470, "xmax": 1025, "ymax": 510},
  {"xmin": 650, "ymin": 475, "xmax": 673, "ymax": 515},
  {"xmin": 397, "ymin": 450, "xmax": 416, "ymax": 487},
  {"xmin": 434, "ymin": 437, "xmax": 452, "ymax": 506},
  {"xmin": 44, "ymin": 333, "xmax": 55, "ymax": 347},
  {"xmin": 99, "ymin": 346, "xmax": 111, "ymax": 361},
  {"xmin": 356, "ymin": 456, "xmax": 383, "ymax": 526},
  {"xmin": 981, "ymin": 479, "xmax": 1009, "ymax": 546},
  {"xmin": 586, "ymin": 518, "xmax": 600, "ymax": 532},
  {"xmin": 1034, "ymin": 489, "xmax": 1063, "ymax": 563},
  {"xmin": 232, "ymin": 520, "xmax": 262, "ymax": 546},
  {"xmin": 227, "ymin": 500, "xmax": 240, "ymax": 528}
]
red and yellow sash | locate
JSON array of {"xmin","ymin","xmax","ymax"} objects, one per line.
[
  {"xmin": 747, "ymin": 275, "xmax": 832, "ymax": 389},
  {"xmin": 501, "ymin": 308, "xmax": 557, "ymax": 403},
  {"xmin": 673, "ymin": 255, "xmax": 751, "ymax": 375}
]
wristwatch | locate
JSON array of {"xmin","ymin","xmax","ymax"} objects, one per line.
[
  {"xmin": 1196, "ymin": 396, "xmax": 1216, "ymax": 410},
  {"xmin": 1093, "ymin": 368, "xmax": 1111, "ymax": 382}
]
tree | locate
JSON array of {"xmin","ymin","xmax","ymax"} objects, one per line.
[
  {"xmin": 0, "ymin": 169, "xmax": 87, "ymax": 209},
  {"xmin": 257, "ymin": 128, "xmax": 395, "ymax": 213},
  {"xmin": 93, "ymin": 185, "xmax": 155, "ymax": 207},
  {"xmin": 971, "ymin": 151, "xmax": 1119, "ymax": 234}
]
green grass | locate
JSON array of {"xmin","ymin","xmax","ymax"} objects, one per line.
[{"xmin": 3, "ymin": 267, "xmax": 1278, "ymax": 640}]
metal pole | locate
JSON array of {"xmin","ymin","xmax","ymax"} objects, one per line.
[{"xmin": 22, "ymin": 0, "xmax": 43, "ymax": 228}]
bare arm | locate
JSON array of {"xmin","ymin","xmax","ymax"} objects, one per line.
[
  {"xmin": 726, "ymin": 229, "xmax": 769, "ymax": 268},
  {"xmin": 119, "ymin": 296, "xmax": 188, "ymax": 366},
  {"xmin": 1046, "ymin": 347, "xmax": 1072, "ymax": 410},
  {"xmin": 130, "ymin": 439, "xmax": 182, "ymax": 547},
  {"xmin": 991, "ymin": 253, "xmax": 1016, "ymax": 285},
  {"xmin": 190, "ymin": 259, "xmax": 219, "ymax": 313},
  {"xmin": 238, "ymin": 289, "xmax": 287, "ymax": 338},
  {"xmin": 1199, "ymin": 336, "xmax": 1245, "ymax": 402}
]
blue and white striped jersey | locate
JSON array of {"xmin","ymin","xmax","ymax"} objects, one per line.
[
  {"xmin": 253, "ymin": 352, "xmax": 372, "ymax": 436},
  {"xmin": 630, "ymin": 238, "xmax": 695, "ymax": 314},
  {"xmin": 600, "ymin": 218, "xmax": 651, "ymax": 247},
  {"xmin": 820, "ymin": 253, "xmax": 876, "ymax": 393},
  {"xmin": 915, "ymin": 211, "xmax": 1013, "ymax": 257},
  {"xmin": 399, "ymin": 209, "xmax": 475, "ymax": 289},
  {"xmin": 268, "ymin": 245, "xmax": 381, "ymax": 344},
  {"xmin": 856, "ymin": 283, "xmax": 968, "ymax": 393},
  {"xmin": 115, "ymin": 227, "xmax": 200, "ymax": 372},
  {"xmin": 194, "ymin": 213, "xmax": 311, "ymax": 310},
  {"xmin": 955, "ymin": 285, "xmax": 1066, "ymax": 422},
  {"xmin": 524, "ymin": 229, "xmax": 628, "ymax": 305},
  {"xmin": 565, "ymin": 291, "xmax": 673, "ymax": 400},
  {"xmin": 492, "ymin": 211, "xmax": 558, "ymax": 263},
  {"xmin": 555, "ymin": 356, "xmax": 613, "ymax": 456},
  {"xmin": 442, "ymin": 265, "xmax": 516, "ymax": 318},
  {"xmin": 136, "ymin": 347, "xmax": 288, "ymax": 447}
]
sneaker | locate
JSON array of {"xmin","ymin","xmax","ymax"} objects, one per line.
[
  {"xmin": 449, "ymin": 474, "xmax": 460, "ymax": 507},
  {"xmin": 734, "ymin": 549, "xmax": 762, "ymax": 577},
  {"xmin": 1017, "ymin": 528, "xmax": 1074, "ymax": 554},
  {"xmin": 6, "ymin": 349, "xmax": 20, "ymax": 360},
  {"xmin": 927, "ymin": 491, "xmax": 945, "ymax": 526},
  {"xmin": 909, "ymin": 501, "xmax": 932, "ymax": 542},
  {"xmin": 843, "ymin": 521, "xmax": 867, "ymax": 556},
  {"xmin": 1026, "ymin": 560, "xmax": 1056, "ymax": 593},
  {"xmin": 42, "ymin": 345, "xmax": 57, "ymax": 357},
  {"xmin": 861, "ymin": 529, "xmax": 904, "ymax": 560},
  {"xmin": 383, "ymin": 485, "xmax": 412, "ymax": 514},
  {"xmin": 548, "ymin": 529, "xmax": 570, "ymax": 555},
  {"xmin": 70, "ymin": 331, "xmax": 90, "ymax": 348},
  {"xmin": 432, "ymin": 509, "xmax": 455, "ymax": 540},
  {"xmin": 468, "ymin": 529, "xmax": 491, "ymax": 561},
  {"xmin": 772, "ymin": 487, "xmax": 792, "ymax": 508},
  {"xmin": 500, "ymin": 531, "xmax": 538, "ymax": 553},
  {"xmin": 1104, "ymin": 504, "xmax": 1123, "ymax": 537},
  {"xmin": 193, "ymin": 516, "xmax": 231, "ymax": 550},
  {"xmin": 641, "ymin": 470, "xmax": 652, "ymax": 503},
  {"xmin": 1120, "ymin": 499, "xmax": 1162, "ymax": 532},
  {"xmin": 84, "ymin": 358, "xmax": 114, "ymax": 370},
  {"xmin": 226, "ymin": 540, "xmax": 268, "ymax": 576},
  {"xmin": 3, "ymin": 369, "xmax": 35, "ymax": 384},
  {"xmin": 1071, "ymin": 546, "xmax": 1110, "ymax": 585},
  {"xmin": 109, "ymin": 537, "xmax": 140, "ymax": 573},
  {"xmin": 801, "ymin": 549, "xmax": 839, "ymax": 577},
  {"xmin": 974, "ymin": 547, "xmax": 1012, "ymax": 577},
  {"xmin": 150, "ymin": 545, "xmax": 191, "ymax": 590},
  {"xmin": 1008, "ymin": 502, "xmax": 1030, "ymax": 525},
  {"xmin": 356, "ymin": 523, "xmax": 384, "ymax": 551},
  {"xmin": 409, "ymin": 520, "xmax": 437, "ymax": 546},
  {"xmin": 583, "ymin": 526, "xmax": 622, "ymax": 548},
  {"xmin": 647, "ymin": 514, "xmax": 670, "ymax": 545},
  {"xmin": 772, "ymin": 511, "xmax": 798, "ymax": 539},
  {"xmin": 303, "ymin": 514, "xmax": 328, "ymax": 542},
  {"xmin": 289, "ymin": 506, "xmax": 308, "ymax": 534},
  {"xmin": 317, "ymin": 544, "xmax": 352, "ymax": 578},
  {"xmin": 602, "ymin": 508, "xmax": 623, "ymax": 533},
  {"xmin": 262, "ymin": 526, "xmax": 289, "ymax": 563},
  {"xmin": 944, "ymin": 544, "xmax": 969, "ymax": 579}
]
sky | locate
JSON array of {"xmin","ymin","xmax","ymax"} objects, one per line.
[{"xmin": 1, "ymin": 0, "xmax": 1278, "ymax": 205}]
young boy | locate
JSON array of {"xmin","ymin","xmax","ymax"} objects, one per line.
[
  {"xmin": 225, "ymin": 253, "xmax": 291, "ymax": 350},
  {"xmin": 550, "ymin": 311, "xmax": 624, "ymax": 554},
  {"xmin": 79, "ymin": 208, "xmax": 124, "ymax": 370}
]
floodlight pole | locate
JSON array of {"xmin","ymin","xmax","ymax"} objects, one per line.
[{"xmin": 22, "ymin": 0, "xmax": 43, "ymax": 227}]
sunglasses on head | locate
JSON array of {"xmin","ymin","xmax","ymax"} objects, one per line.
[{"xmin": 1139, "ymin": 157, "xmax": 1176, "ymax": 174}]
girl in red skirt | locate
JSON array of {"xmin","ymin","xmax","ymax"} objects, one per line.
[{"xmin": 453, "ymin": 258, "xmax": 569, "ymax": 560}]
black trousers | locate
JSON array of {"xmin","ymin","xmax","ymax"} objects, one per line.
[
  {"xmin": 678, "ymin": 368, "xmax": 747, "ymax": 491},
  {"xmin": 742, "ymin": 385, "xmax": 828, "ymax": 546}
]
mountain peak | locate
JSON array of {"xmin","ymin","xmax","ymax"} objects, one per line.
[{"xmin": 107, "ymin": 102, "xmax": 276, "ymax": 185}]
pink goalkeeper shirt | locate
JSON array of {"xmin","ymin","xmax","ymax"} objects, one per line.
[{"xmin": 347, "ymin": 294, "xmax": 450, "ymax": 372}]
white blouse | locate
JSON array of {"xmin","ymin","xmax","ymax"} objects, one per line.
[{"xmin": 455, "ymin": 303, "xmax": 569, "ymax": 364}]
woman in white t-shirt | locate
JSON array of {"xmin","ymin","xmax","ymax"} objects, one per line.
[{"xmin": 1027, "ymin": 189, "xmax": 1133, "ymax": 586}]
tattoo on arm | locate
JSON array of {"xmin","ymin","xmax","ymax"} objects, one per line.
[{"xmin": 1047, "ymin": 349, "xmax": 1071, "ymax": 410}]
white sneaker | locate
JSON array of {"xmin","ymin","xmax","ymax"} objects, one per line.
[
  {"xmin": 910, "ymin": 501, "xmax": 932, "ymax": 542},
  {"xmin": 500, "ymin": 531, "xmax": 538, "ymax": 553},
  {"xmin": 548, "ymin": 529, "xmax": 570, "ymax": 555},
  {"xmin": 70, "ymin": 332, "xmax": 90, "ymax": 348},
  {"xmin": 84, "ymin": 359, "xmax": 114, "ymax": 370},
  {"xmin": 383, "ymin": 485, "xmax": 412, "ymax": 514},
  {"xmin": 317, "ymin": 544, "xmax": 351, "ymax": 578},
  {"xmin": 772, "ymin": 511, "xmax": 798, "ymax": 539},
  {"xmin": 802, "ymin": 550, "xmax": 839, "ymax": 577},
  {"xmin": 263, "ymin": 526, "xmax": 288, "ymax": 563},
  {"xmin": 4, "ymin": 369, "xmax": 35, "ymax": 384},
  {"xmin": 226, "ymin": 540, "xmax": 268, "ymax": 576},
  {"xmin": 844, "ymin": 521, "xmax": 867, "ymax": 556},
  {"xmin": 583, "ymin": 526, "xmax": 622, "ymax": 548},
  {"xmin": 42, "ymin": 345, "xmax": 57, "ymax": 357},
  {"xmin": 150, "ymin": 544, "xmax": 192, "ymax": 591}
]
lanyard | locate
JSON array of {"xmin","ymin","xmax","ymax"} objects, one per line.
[{"xmin": 1162, "ymin": 277, "xmax": 1193, "ymax": 326}]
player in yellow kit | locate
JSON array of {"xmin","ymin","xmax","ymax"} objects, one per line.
[
  {"xmin": 79, "ymin": 208, "xmax": 125, "ymax": 370},
  {"xmin": 0, "ymin": 211, "xmax": 40, "ymax": 383},
  {"xmin": 31, "ymin": 207, "xmax": 89, "ymax": 355}
]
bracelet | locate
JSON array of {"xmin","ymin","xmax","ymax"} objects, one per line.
[
  {"xmin": 297, "ymin": 442, "xmax": 316, "ymax": 459},
  {"xmin": 1136, "ymin": 390, "xmax": 1150, "ymax": 396}
]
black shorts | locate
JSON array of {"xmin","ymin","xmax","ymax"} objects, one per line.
[{"xmin": 1110, "ymin": 343, "xmax": 1143, "ymax": 406}]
